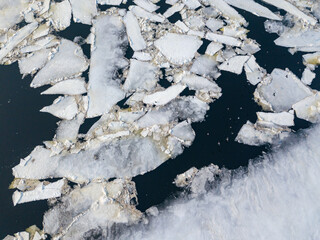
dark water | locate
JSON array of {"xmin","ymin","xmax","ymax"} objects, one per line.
[{"xmin": 0, "ymin": 2, "xmax": 317, "ymax": 238}]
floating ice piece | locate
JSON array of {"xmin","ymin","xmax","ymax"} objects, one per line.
[
  {"xmin": 155, "ymin": 33, "xmax": 202, "ymax": 65},
  {"xmin": 132, "ymin": 52, "xmax": 152, "ymax": 61},
  {"xmin": 98, "ymin": 0, "xmax": 122, "ymax": 5},
  {"xmin": 261, "ymin": 0, "xmax": 317, "ymax": 25},
  {"xmin": 174, "ymin": 167, "xmax": 199, "ymax": 187},
  {"xmin": 31, "ymin": 39, "xmax": 88, "ymax": 88},
  {"xmin": 178, "ymin": 74, "xmax": 221, "ymax": 94},
  {"xmin": 12, "ymin": 137, "xmax": 167, "ymax": 183},
  {"xmin": 218, "ymin": 55, "xmax": 249, "ymax": 74},
  {"xmin": 87, "ymin": 15, "xmax": 127, "ymax": 118},
  {"xmin": 40, "ymin": 96, "xmax": 78, "ymax": 120},
  {"xmin": 208, "ymin": 0, "xmax": 245, "ymax": 23},
  {"xmin": 12, "ymin": 179, "xmax": 66, "ymax": 206},
  {"xmin": 133, "ymin": 0, "xmax": 159, "ymax": 12},
  {"xmin": 0, "ymin": 0, "xmax": 30, "ymax": 31},
  {"xmin": 255, "ymin": 69, "xmax": 312, "ymax": 112},
  {"xmin": 123, "ymin": 59, "xmax": 157, "ymax": 92},
  {"xmin": 235, "ymin": 121, "xmax": 290, "ymax": 146},
  {"xmin": 275, "ymin": 30, "xmax": 320, "ymax": 49},
  {"xmin": 257, "ymin": 111, "xmax": 294, "ymax": 127},
  {"xmin": 49, "ymin": 0, "xmax": 72, "ymax": 31},
  {"xmin": 43, "ymin": 180, "xmax": 142, "ymax": 239},
  {"xmin": 69, "ymin": 0, "xmax": 97, "ymax": 25},
  {"xmin": 163, "ymin": 3, "xmax": 185, "ymax": 18},
  {"xmin": 205, "ymin": 42, "xmax": 223, "ymax": 56},
  {"xmin": 206, "ymin": 32, "xmax": 242, "ymax": 47},
  {"xmin": 18, "ymin": 49, "xmax": 51, "ymax": 75},
  {"xmin": 224, "ymin": 0, "xmax": 281, "ymax": 20},
  {"xmin": 0, "ymin": 22, "xmax": 38, "ymax": 62},
  {"xmin": 175, "ymin": 21, "xmax": 189, "ymax": 32},
  {"xmin": 41, "ymin": 78, "xmax": 87, "ymax": 95},
  {"xmin": 32, "ymin": 23, "xmax": 51, "ymax": 40},
  {"xmin": 171, "ymin": 121, "xmax": 195, "ymax": 142},
  {"xmin": 123, "ymin": 11, "xmax": 147, "ymax": 51},
  {"xmin": 301, "ymin": 68, "xmax": 316, "ymax": 85},
  {"xmin": 130, "ymin": 6, "xmax": 165, "ymax": 22},
  {"xmin": 137, "ymin": 96, "xmax": 208, "ymax": 127},
  {"xmin": 205, "ymin": 19, "xmax": 225, "ymax": 32},
  {"xmin": 244, "ymin": 55, "xmax": 265, "ymax": 85},
  {"xmin": 20, "ymin": 35, "xmax": 59, "ymax": 54},
  {"xmin": 293, "ymin": 92, "xmax": 320, "ymax": 123},
  {"xmin": 143, "ymin": 84, "xmax": 186, "ymax": 106},
  {"xmin": 303, "ymin": 52, "xmax": 320, "ymax": 65},
  {"xmin": 190, "ymin": 56, "xmax": 220, "ymax": 79},
  {"xmin": 183, "ymin": 0, "xmax": 201, "ymax": 9},
  {"xmin": 56, "ymin": 113, "xmax": 85, "ymax": 142}
]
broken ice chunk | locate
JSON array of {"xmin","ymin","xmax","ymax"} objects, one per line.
[
  {"xmin": 87, "ymin": 14, "xmax": 127, "ymax": 118},
  {"xmin": 123, "ymin": 59, "xmax": 157, "ymax": 92},
  {"xmin": 205, "ymin": 42, "xmax": 223, "ymax": 56},
  {"xmin": 206, "ymin": 19, "xmax": 225, "ymax": 32},
  {"xmin": 303, "ymin": 52, "xmax": 320, "ymax": 66},
  {"xmin": 163, "ymin": 3, "xmax": 185, "ymax": 18},
  {"xmin": 154, "ymin": 33, "xmax": 202, "ymax": 65},
  {"xmin": 0, "ymin": 22, "xmax": 39, "ymax": 62},
  {"xmin": 224, "ymin": 0, "xmax": 281, "ymax": 20},
  {"xmin": 174, "ymin": 167, "xmax": 199, "ymax": 187},
  {"xmin": 183, "ymin": 0, "xmax": 201, "ymax": 9},
  {"xmin": 12, "ymin": 179, "xmax": 66, "ymax": 206},
  {"xmin": 49, "ymin": 0, "xmax": 72, "ymax": 31},
  {"xmin": 175, "ymin": 20, "xmax": 189, "ymax": 32},
  {"xmin": 132, "ymin": 52, "xmax": 152, "ymax": 61},
  {"xmin": 13, "ymin": 137, "xmax": 167, "ymax": 183},
  {"xmin": 98, "ymin": 0, "xmax": 122, "ymax": 5},
  {"xmin": 257, "ymin": 111, "xmax": 294, "ymax": 127},
  {"xmin": 123, "ymin": 11, "xmax": 147, "ymax": 51},
  {"xmin": 133, "ymin": 0, "xmax": 159, "ymax": 12},
  {"xmin": 206, "ymin": 32, "xmax": 242, "ymax": 47},
  {"xmin": 40, "ymin": 96, "xmax": 78, "ymax": 120},
  {"xmin": 190, "ymin": 55, "xmax": 220, "ymax": 79},
  {"xmin": 218, "ymin": 55, "xmax": 249, "ymax": 75},
  {"xmin": 18, "ymin": 49, "xmax": 51, "ymax": 75},
  {"xmin": 293, "ymin": 92, "xmax": 320, "ymax": 123},
  {"xmin": 178, "ymin": 74, "xmax": 221, "ymax": 95},
  {"xmin": 275, "ymin": 30, "xmax": 320, "ymax": 49},
  {"xmin": 301, "ymin": 68, "xmax": 316, "ymax": 85},
  {"xmin": 244, "ymin": 55, "xmax": 265, "ymax": 85},
  {"xmin": 261, "ymin": 0, "xmax": 317, "ymax": 25},
  {"xmin": 235, "ymin": 121, "xmax": 290, "ymax": 146},
  {"xmin": 130, "ymin": 6, "xmax": 165, "ymax": 22},
  {"xmin": 143, "ymin": 84, "xmax": 186, "ymax": 106},
  {"xmin": 171, "ymin": 121, "xmax": 195, "ymax": 143},
  {"xmin": 69, "ymin": 0, "xmax": 98, "ymax": 25},
  {"xmin": 41, "ymin": 78, "xmax": 87, "ymax": 95},
  {"xmin": 56, "ymin": 113, "xmax": 85, "ymax": 142},
  {"xmin": 31, "ymin": 39, "xmax": 88, "ymax": 88},
  {"xmin": 255, "ymin": 68, "xmax": 312, "ymax": 112},
  {"xmin": 208, "ymin": 0, "xmax": 245, "ymax": 24},
  {"xmin": 0, "ymin": 0, "xmax": 31, "ymax": 31}
]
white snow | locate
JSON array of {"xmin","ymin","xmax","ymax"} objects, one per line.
[
  {"xmin": 56, "ymin": 113, "xmax": 85, "ymax": 142},
  {"xmin": 155, "ymin": 33, "xmax": 202, "ymax": 65},
  {"xmin": 123, "ymin": 11, "xmax": 147, "ymax": 51},
  {"xmin": 40, "ymin": 96, "xmax": 78, "ymax": 120},
  {"xmin": 12, "ymin": 179, "xmax": 66, "ymax": 206},
  {"xmin": 87, "ymin": 14, "xmax": 127, "ymax": 118},
  {"xmin": 143, "ymin": 84, "xmax": 186, "ymax": 106},
  {"xmin": 0, "ymin": 0, "xmax": 30, "ymax": 31}
]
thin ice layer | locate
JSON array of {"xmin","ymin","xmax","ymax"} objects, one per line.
[
  {"xmin": 31, "ymin": 39, "xmax": 88, "ymax": 88},
  {"xmin": 41, "ymin": 78, "xmax": 87, "ymax": 95},
  {"xmin": 12, "ymin": 137, "xmax": 167, "ymax": 183},
  {"xmin": 154, "ymin": 33, "xmax": 203, "ymax": 65},
  {"xmin": 40, "ymin": 96, "xmax": 78, "ymax": 120},
  {"xmin": 123, "ymin": 11, "xmax": 146, "ymax": 51},
  {"xmin": 87, "ymin": 14, "xmax": 127, "ymax": 118},
  {"xmin": 293, "ymin": 92, "xmax": 320, "ymax": 123},
  {"xmin": 18, "ymin": 48, "xmax": 51, "ymax": 75},
  {"xmin": 218, "ymin": 55, "xmax": 250, "ymax": 75}
]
